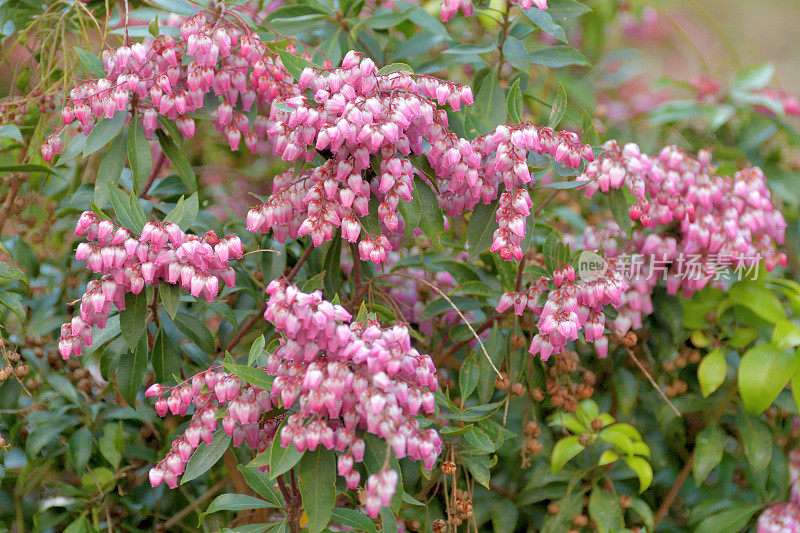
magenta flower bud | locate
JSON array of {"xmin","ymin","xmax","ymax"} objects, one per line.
[
  {"xmin": 145, "ymin": 384, "xmax": 162, "ymax": 398},
  {"xmin": 155, "ymin": 397, "xmax": 168, "ymax": 417}
]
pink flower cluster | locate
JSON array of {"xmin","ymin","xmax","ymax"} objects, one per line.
[
  {"xmin": 498, "ymin": 263, "xmax": 627, "ymax": 360},
  {"xmin": 146, "ymin": 369, "xmax": 278, "ymax": 488},
  {"xmin": 758, "ymin": 503, "xmax": 800, "ymax": 533},
  {"xmin": 246, "ymin": 51, "xmax": 592, "ymax": 265},
  {"xmin": 576, "ymin": 143, "xmax": 786, "ymax": 337},
  {"xmin": 58, "ymin": 211, "xmax": 243, "ymax": 358},
  {"xmin": 440, "ymin": 0, "xmax": 547, "ymax": 23},
  {"xmin": 757, "ymin": 88, "xmax": 800, "ymax": 119},
  {"xmin": 264, "ymin": 280, "xmax": 441, "ymax": 517},
  {"xmin": 42, "ymin": 12, "xmax": 298, "ymax": 161}
]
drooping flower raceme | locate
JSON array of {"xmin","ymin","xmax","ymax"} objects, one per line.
[
  {"xmin": 58, "ymin": 211, "xmax": 243, "ymax": 358},
  {"xmin": 147, "ymin": 280, "xmax": 441, "ymax": 518},
  {"xmin": 499, "ymin": 262, "xmax": 627, "ymax": 360},
  {"xmin": 575, "ymin": 143, "xmax": 787, "ymax": 337},
  {"xmin": 265, "ymin": 280, "xmax": 441, "ymax": 516},
  {"xmin": 245, "ymin": 50, "xmax": 593, "ymax": 265}
]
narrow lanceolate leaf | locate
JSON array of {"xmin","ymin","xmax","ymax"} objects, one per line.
[
  {"xmin": 297, "ymin": 448, "xmax": 337, "ymax": 533},
  {"xmin": 159, "ymin": 282, "xmax": 181, "ymax": 319},
  {"xmin": 238, "ymin": 465, "xmax": 284, "ymax": 506},
  {"xmin": 506, "ymin": 79, "xmax": 524, "ymax": 123},
  {"xmin": 548, "ymin": 82, "xmax": 568, "ymax": 129},
  {"xmin": 84, "ymin": 111, "xmax": 126, "ymax": 156},
  {"xmin": 415, "ymin": 179, "xmax": 445, "ymax": 240},
  {"xmin": 119, "ymin": 291, "xmax": 149, "ymax": 350},
  {"xmin": 0, "ymin": 263, "xmax": 28, "ymax": 286},
  {"xmin": 117, "ymin": 334, "xmax": 148, "ymax": 407},
  {"xmin": 264, "ymin": 427, "xmax": 303, "ymax": 478},
  {"xmin": 74, "ymin": 47, "xmax": 106, "ymax": 77},
  {"xmin": 466, "ymin": 201, "xmax": 499, "ymax": 258},
  {"xmin": 152, "ymin": 328, "xmax": 180, "ymax": 384},
  {"xmin": 127, "ymin": 118, "xmax": 152, "ymax": 195},
  {"xmin": 95, "ymin": 130, "xmax": 128, "ymax": 207},
  {"xmin": 330, "ymin": 508, "xmax": 377, "ymax": 533},
  {"xmin": 155, "ymin": 129, "xmax": 196, "ymax": 192},
  {"xmin": 198, "ymin": 494, "xmax": 276, "ymax": 525},
  {"xmin": 221, "ymin": 362, "xmax": 274, "ymax": 391},
  {"xmin": 182, "ymin": 430, "xmax": 232, "ymax": 484}
]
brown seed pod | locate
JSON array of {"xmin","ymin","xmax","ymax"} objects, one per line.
[
  {"xmin": 582, "ymin": 371, "xmax": 596, "ymax": 386},
  {"xmin": 578, "ymin": 433, "xmax": 592, "ymax": 446},
  {"xmin": 547, "ymin": 502, "xmax": 561, "ymax": 515},
  {"xmin": 432, "ymin": 519, "xmax": 447, "ymax": 533},
  {"xmin": 510, "ymin": 334, "xmax": 526, "ymax": 348},
  {"xmin": 523, "ymin": 421, "xmax": 541, "ymax": 438},
  {"xmin": 510, "ymin": 382, "xmax": 526, "ymax": 397},
  {"xmin": 591, "ymin": 418, "xmax": 605, "ymax": 431},
  {"xmin": 495, "ymin": 372, "xmax": 511, "ymax": 391},
  {"xmin": 572, "ymin": 514, "xmax": 589, "ymax": 527},
  {"xmin": 531, "ymin": 387, "xmax": 545, "ymax": 402},
  {"xmin": 441, "ymin": 460, "xmax": 457, "ymax": 476},
  {"xmin": 619, "ymin": 495, "xmax": 633, "ymax": 508}
]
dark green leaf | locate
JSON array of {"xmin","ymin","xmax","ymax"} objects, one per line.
[
  {"xmin": 159, "ymin": 282, "xmax": 180, "ymax": 319},
  {"xmin": 128, "ymin": 118, "xmax": 152, "ymax": 195},
  {"xmin": 298, "ymin": 448, "xmax": 337, "ymax": 533},
  {"xmin": 95, "ymin": 130, "xmax": 128, "ymax": 206},
  {"xmin": 182, "ymin": 430, "xmax": 232, "ymax": 484},
  {"xmin": 606, "ymin": 189, "xmax": 631, "ymax": 236},
  {"xmin": 548, "ymin": 82, "xmax": 567, "ymax": 129},
  {"xmin": 507, "ymin": 79, "xmax": 523, "ymax": 123},
  {"xmin": 152, "ymin": 328, "xmax": 180, "ymax": 384},
  {"xmin": 174, "ymin": 311, "xmax": 215, "ymax": 353},
  {"xmin": 331, "ymin": 508, "xmax": 376, "ymax": 533},
  {"xmin": 588, "ymin": 487, "xmax": 623, "ymax": 533},
  {"xmin": 415, "ymin": 179, "xmax": 445, "ymax": 240},
  {"xmin": 529, "ymin": 46, "xmax": 589, "ymax": 68},
  {"xmin": 155, "ymin": 129, "xmax": 196, "ymax": 192},
  {"xmin": 693, "ymin": 424, "xmax": 726, "ymax": 484},
  {"xmin": 238, "ymin": 465, "xmax": 284, "ymax": 506},
  {"xmin": 69, "ymin": 427, "xmax": 93, "ymax": 470},
  {"xmin": 502, "ymin": 36, "xmax": 530, "ymax": 72},
  {"xmin": 199, "ymin": 494, "xmax": 275, "ymax": 525},
  {"xmin": 524, "ymin": 8, "xmax": 567, "ymax": 43},
  {"xmin": 276, "ymin": 48, "xmax": 322, "ymax": 81},
  {"xmin": 117, "ymin": 334, "xmax": 148, "ymax": 406},
  {"xmin": 84, "ymin": 111, "xmax": 126, "ymax": 156},
  {"xmin": 74, "ymin": 47, "xmax": 106, "ymax": 77},
  {"xmin": 119, "ymin": 291, "xmax": 148, "ymax": 350},
  {"xmin": 222, "ymin": 362, "xmax": 274, "ymax": 391}
]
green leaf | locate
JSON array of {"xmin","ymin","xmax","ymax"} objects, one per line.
[
  {"xmin": 128, "ymin": 118, "xmax": 152, "ymax": 195},
  {"xmin": 588, "ymin": 487, "xmax": 623, "ymax": 533},
  {"xmin": 728, "ymin": 281, "xmax": 785, "ymax": 324},
  {"xmin": 0, "ymin": 163, "xmax": 58, "ymax": 175},
  {"xmin": 697, "ymin": 348, "xmax": 727, "ymax": 397},
  {"xmin": 98, "ymin": 423, "xmax": 124, "ymax": 470},
  {"xmin": 491, "ymin": 499, "xmax": 519, "ymax": 533},
  {"xmin": 69, "ymin": 427, "xmax": 93, "ymax": 470},
  {"xmin": 695, "ymin": 505, "xmax": 761, "ymax": 533},
  {"xmin": 548, "ymin": 82, "xmax": 567, "ymax": 129},
  {"xmin": 378, "ymin": 62, "xmax": 414, "ymax": 75},
  {"xmin": 248, "ymin": 335, "xmax": 266, "ymax": 366},
  {"xmin": 74, "ymin": 47, "xmax": 106, "ymax": 77},
  {"xmin": 473, "ymin": 68, "xmax": 507, "ymax": 132},
  {"xmin": 738, "ymin": 412, "xmax": 773, "ymax": 474},
  {"xmin": 606, "ymin": 189, "xmax": 631, "ymax": 236},
  {"xmin": 84, "ymin": 111, "xmax": 126, "ymax": 156},
  {"xmin": 442, "ymin": 43, "xmax": 497, "ymax": 55},
  {"xmin": 693, "ymin": 424, "xmax": 725, "ymax": 484},
  {"xmin": 459, "ymin": 357, "xmax": 480, "ymax": 399},
  {"xmin": 365, "ymin": 7, "xmax": 414, "ymax": 29},
  {"xmin": 108, "ymin": 187, "xmax": 141, "ymax": 233},
  {"xmin": 773, "ymin": 320, "xmax": 800, "ymax": 350},
  {"xmin": 276, "ymin": 48, "xmax": 322, "ymax": 81},
  {"xmin": 298, "ymin": 448, "xmax": 337, "ymax": 533},
  {"xmin": 95, "ymin": 130, "xmax": 128, "ymax": 206},
  {"xmin": 173, "ymin": 311, "xmax": 215, "ymax": 353},
  {"xmin": 222, "ymin": 362, "xmax": 274, "ymax": 391},
  {"xmin": 331, "ymin": 508, "xmax": 376, "ymax": 533},
  {"xmin": 148, "ymin": 15, "xmax": 160, "ymax": 38},
  {"xmin": 462, "ymin": 453, "xmax": 493, "ymax": 488},
  {"xmin": 199, "ymin": 494, "xmax": 275, "ymax": 525},
  {"xmin": 506, "ymin": 79, "xmax": 523, "ymax": 123},
  {"xmin": 155, "ymin": 129, "xmax": 196, "ymax": 192},
  {"xmin": 265, "ymin": 432, "xmax": 304, "ymax": 479},
  {"xmin": 0, "ymin": 124, "xmax": 23, "ymax": 143},
  {"xmin": 464, "ymin": 426, "xmax": 495, "ymax": 454},
  {"xmin": 117, "ymin": 334, "xmax": 148, "ymax": 407},
  {"xmin": 581, "ymin": 109, "xmax": 599, "ymax": 146},
  {"xmin": 182, "ymin": 430, "xmax": 232, "ymax": 484},
  {"xmin": 119, "ymin": 291, "xmax": 148, "ymax": 350},
  {"xmin": 466, "ymin": 201, "xmax": 499, "ymax": 259},
  {"xmin": 524, "ymin": 8, "xmax": 567, "ymax": 43},
  {"xmin": 732, "ymin": 63, "xmax": 774, "ymax": 91},
  {"xmin": 152, "ymin": 327, "xmax": 180, "ymax": 384},
  {"xmin": 159, "ymin": 282, "xmax": 180, "ymax": 319},
  {"xmin": 238, "ymin": 465, "xmax": 284, "ymax": 506},
  {"xmin": 0, "ymin": 263, "xmax": 28, "ymax": 286},
  {"xmin": 529, "ymin": 46, "xmax": 589, "ymax": 68},
  {"xmin": 551, "ymin": 435, "xmax": 584, "ymax": 472},
  {"xmin": 598, "ymin": 449, "xmax": 618, "ymax": 466},
  {"xmin": 738, "ymin": 342, "xmax": 796, "ymax": 414},
  {"xmin": 628, "ymin": 498, "xmax": 655, "ymax": 532},
  {"xmin": 415, "ymin": 179, "xmax": 445, "ymax": 240},
  {"xmin": 502, "ymin": 36, "xmax": 530, "ymax": 72},
  {"xmin": 623, "ymin": 455, "xmax": 653, "ymax": 492}
]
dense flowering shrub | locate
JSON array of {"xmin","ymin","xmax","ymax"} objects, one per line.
[{"xmin": 3, "ymin": 1, "xmax": 800, "ymax": 532}]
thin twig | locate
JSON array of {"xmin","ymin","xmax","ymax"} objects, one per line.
[
  {"xmin": 161, "ymin": 478, "xmax": 227, "ymax": 530},
  {"xmin": 653, "ymin": 451, "xmax": 694, "ymax": 526},
  {"xmin": 626, "ymin": 348, "xmax": 681, "ymax": 417},
  {"xmin": 140, "ymin": 152, "xmax": 167, "ymax": 198}
]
